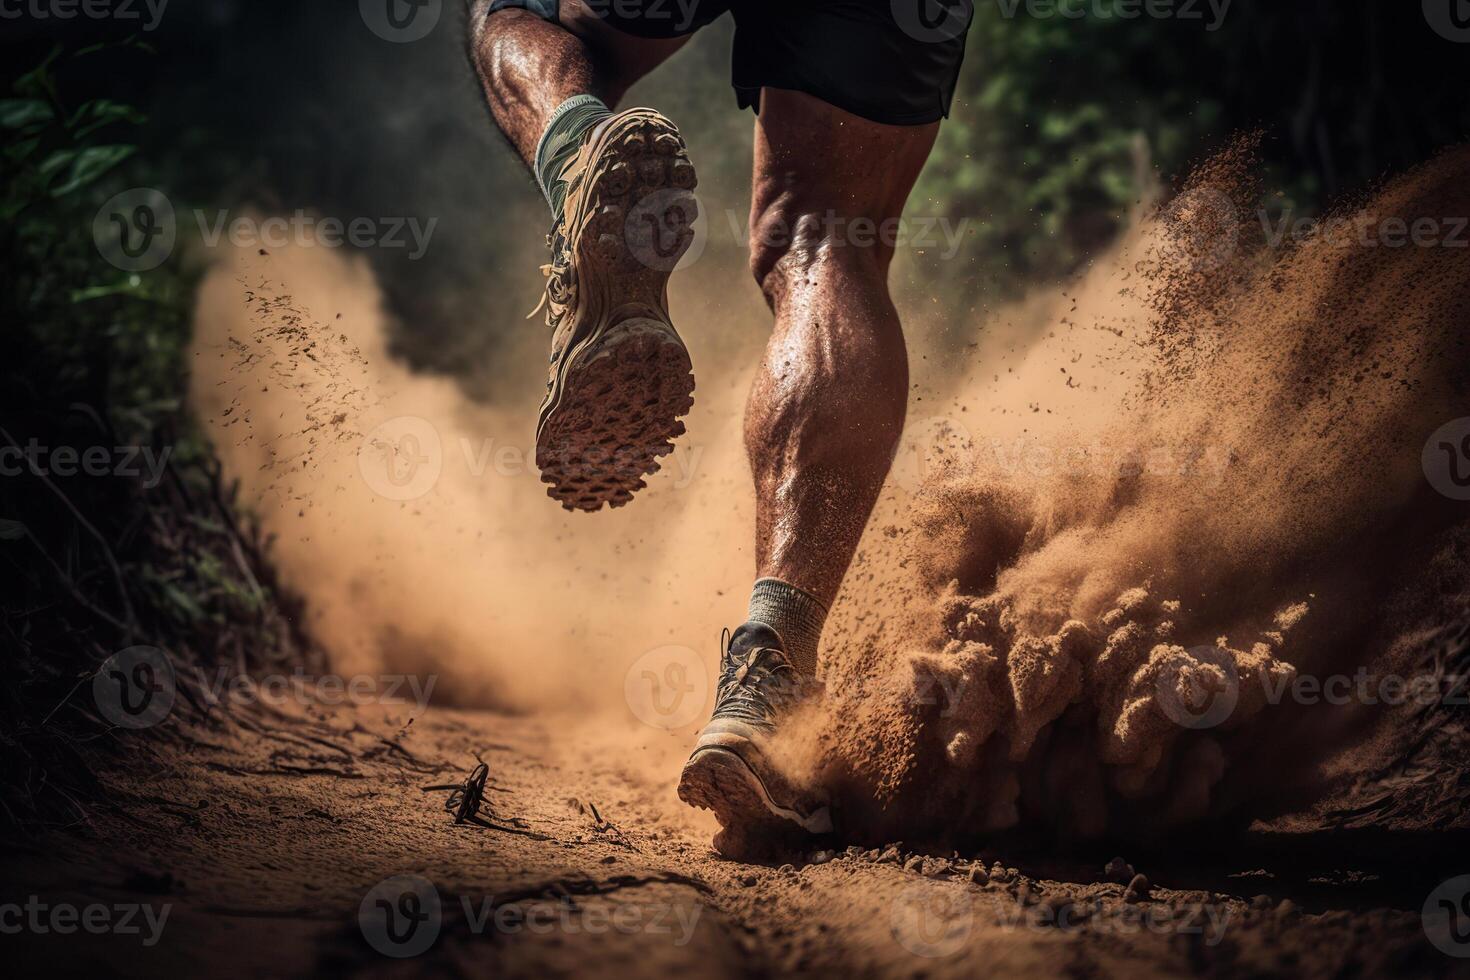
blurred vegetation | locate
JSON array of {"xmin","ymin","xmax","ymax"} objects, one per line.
[
  {"xmin": 915, "ymin": 0, "xmax": 1470, "ymax": 296},
  {"xmin": 0, "ymin": 42, "xmax": 313, "ymax": 829}
]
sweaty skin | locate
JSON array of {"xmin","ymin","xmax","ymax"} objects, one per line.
[
  {"xmin": 746, "ymin": 90, "xmax": 937, "ymax": 607},
  {"xmin": 469, "ymin": 3, "xmax": 936, "ymax": 611}
]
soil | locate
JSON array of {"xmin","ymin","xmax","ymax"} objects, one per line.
[
  {"xmin": 2, "ymin": 697, "xmax": 1463, "ymax": 978},
  {"xmin": 10, "ymin": 144, "xmax": 1468, "ymax": 980}
]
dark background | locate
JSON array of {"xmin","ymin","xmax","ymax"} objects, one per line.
[{"xmin": 6, "ymin": 0, "xmax": 1470, "ymax": 380}]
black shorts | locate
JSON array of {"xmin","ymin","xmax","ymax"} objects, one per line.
[{"xmin": 493, "ymin": 0, "xmax": 973, "ymax": 126}]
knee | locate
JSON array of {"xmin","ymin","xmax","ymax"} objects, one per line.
[{"xmin": 747, "ymin": 198, "xmax": 892, "ymax": 307}]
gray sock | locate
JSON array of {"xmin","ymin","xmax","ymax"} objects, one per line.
[
  {"xmin": 747, "ymin": 578, "xmax": 828, "ymax": 677},
  {"xmin": 533, "ymin": 94, "xmax": 611, "ymax": 219}
]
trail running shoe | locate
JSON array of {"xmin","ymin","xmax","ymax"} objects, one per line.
[
  {"xmin": 532, "ymin": 107, "xmax": 697, "ymax": 512},
  {"xmin": 677, "ymin": 623, "xmax": 833, "ymax": 836}
]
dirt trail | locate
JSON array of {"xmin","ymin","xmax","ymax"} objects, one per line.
[
  {"xmin": 13, "ymin": 145, "xmax": 1469, "ymax": 977},
  {"xmin": 1, "ymin": 698, "xmax": 1455, "ymax": 978}
]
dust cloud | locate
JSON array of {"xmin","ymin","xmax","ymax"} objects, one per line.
[
  {"xmin": 189, "ymin": 232, "xmax": 758, "ymax": 724},
  {"xmin": 191, "ymin": 143, "xmax": 1470, "ymax": 842},
  {"xmin": 817, "ymin": 143, "xmax": 1470, "ymax": 842}
]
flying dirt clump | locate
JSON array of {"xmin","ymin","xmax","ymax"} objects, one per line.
[{"xmin": 816, "ymin": 142, "xmax": 1470, "ymax": 844}]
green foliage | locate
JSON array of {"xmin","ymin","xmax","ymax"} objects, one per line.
[
  {"xmin": 1, "ymin": 39, "xmax": 191, "ymax": 444},
  {"xmin": 915, "ymin": 4, "xmax": 1227, "ymax": 294}
]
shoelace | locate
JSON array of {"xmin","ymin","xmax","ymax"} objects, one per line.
[
  {"xmin": 527, "ymin": 224, "xmax": 573, "ymax": 326},
  {"xmin": 527, "ymin": 147, "xmax": 591, "ymax": 326},
  {"xmin": 712, "ymin": 628, "xmax": 801, "ymax": 730}
]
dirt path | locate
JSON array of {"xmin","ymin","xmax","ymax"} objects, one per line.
[{"xmin": 3, "ymin": 696, "xmax": 1460, "ymax": 979}]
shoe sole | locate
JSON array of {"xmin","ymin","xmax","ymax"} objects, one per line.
[
  {"xmin": 677, "ymin": 745, "xmax": 832, "ymax": 836},
  {"xmin": 535, "ymin": 109, "xmax": 698, "ymax": 512}
]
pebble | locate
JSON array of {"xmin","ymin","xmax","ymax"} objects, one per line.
[
  {"xmin": 968, "ymin": 865, "xmax": 990, "ymax": 885},
  {"xmin": 1123, "ymin": 874, "xmax": 1151, "ymax": 902},
  {"xmin": 903, "ymin": 855, "xmax": 924, "ymax": 873},
  {"xmin": 1105, "ymin": 856, "xmax": 1136, "ymax": 883},
  {"xmin": 740, "ymin": 874, "xmax": 759, "ymax": 888},
  {"xmin": 810, "ymin": 850, "xmax": 835, "ymax": 865}
]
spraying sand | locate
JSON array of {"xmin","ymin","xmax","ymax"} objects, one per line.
[
  {"xmin": 816, "ymin": 142, "xmax": 1470, "ymax": 843},
  {"xmin": 190, "ymin": 144, "xmax": 1470, "ymax": 847}
]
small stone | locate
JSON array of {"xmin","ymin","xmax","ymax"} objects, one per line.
[
  {"xmin": 903, "ymin": 855, "xmax": 924, "ymax": 873},
  {"xmin": 1123, "ymin": 874, "xmax": 1151, "ymax": 902},
  {"xmin": 845, "ymin": 846, "xmax": 865, "ymax": 858},
  {"xmin": 778, "ymin": 864, "xmax": 795, "ymax": 875},
  {"xmin": 878, "ymin": 846, "xmax": 902, "ymax": 864},
  {"xmin": 1104, "ymin": 856, "xmax": 1135, "ymax": 883},
  {"xmin": 810, "ymin": 850, "xmax": 835, "ymax": 865},
  {"xmin": 968, "ymin": 865, "xmax": 990, "ymax": 885},
  {"xmin": 740, "ymin": 874, "xmax": 758, "ymax": 887}
]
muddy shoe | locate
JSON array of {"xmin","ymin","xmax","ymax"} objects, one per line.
[
  {"xmin": 677, "ymin": 623, "xmax": 833, "ymax": 837},
  {"xmin": 533, "ymin": 107, "xmax": 698, "ymax": 512}
]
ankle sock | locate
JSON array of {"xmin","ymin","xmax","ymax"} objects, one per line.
[
  {"xmin": 747, "ymin": 578, "xmax": 828, "ymax": 677},
  {"xmin": 534, "ymin": 94, "xmax": 611, "ymax": 219}
]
